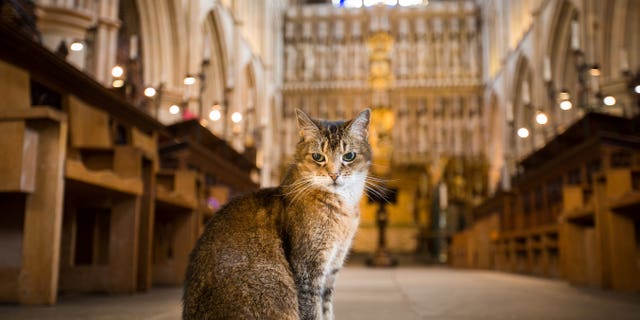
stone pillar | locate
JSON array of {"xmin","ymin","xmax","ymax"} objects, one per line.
[
  {"xmin": 90, "ymin": 0, "xmax": 120, "ymax": 84},
  {"xmin": 36, "ymin": 1, "xmax": 94, "ymax": 70}
]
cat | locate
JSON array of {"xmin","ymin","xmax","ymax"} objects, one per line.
[{"xmin": 182, "ymin": 109, "xmax": 371, "ymax": 320}]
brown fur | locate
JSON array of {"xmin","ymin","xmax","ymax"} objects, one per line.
[{"xmin": 183, "ymin": 109, "xmax": 371, "ymax": 320}]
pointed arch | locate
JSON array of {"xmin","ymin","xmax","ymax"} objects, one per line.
[{"xmin": 512, "ymin": 53, "xmax": 534, "ymax": 157}]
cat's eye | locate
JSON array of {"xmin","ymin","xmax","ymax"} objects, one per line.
[
  {"xmin": 311, "ymin": 153, "xmax": 325, "ymax": 162},
  {"xmin": 342, "ymin": 152, "xmax": 356, "ymax": 162}
]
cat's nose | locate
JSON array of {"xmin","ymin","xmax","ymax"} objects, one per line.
[{"xmin": 328, "ymin": 172, "xmax": 339, "ymax": 182}]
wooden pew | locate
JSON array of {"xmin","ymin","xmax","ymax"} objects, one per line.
[
  {"xmin": 151, "ymin": 120, "xmax": 257, "ymax": 286},
  {"xmin": 0, "ymin": 62, "xmax": 67, "ymax": 305},
  {"xmin": 593, "ymin": 169, "xmax": 640, "ymax": 292},
  {"xmin": 58, "ymin": 95, "xmax": 158, "ymax": 294},
  {"xmin": 0, "ymin": 21, "xmax": 165, "ymax": 302},
  {"xmin": 161, "ymin": 120, "xmax": 259, "ymax": 234},
  {"xmin": 153, "ymin": 169, "xmax": 199, "ymax": 285}
]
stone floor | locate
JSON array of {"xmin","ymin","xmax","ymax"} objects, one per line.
[{"xmin": 1, "ymin": 266, "xmax": 639, "ymax": 319}]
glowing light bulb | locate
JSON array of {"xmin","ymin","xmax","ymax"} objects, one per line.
[
  {"xmin": 231, "ymin": 112, "xmax": 243, "ymax": 123},
  {"xmin": 111, "ymin": 65, "xmax": 124, "ymax": 78},
  {"xmin": 517, "ymin": 127, "xmax": 530, "ymax": 138},
  {"xmin": 169, "ymin": 105, "xmax": 180, "ymax": 114},
  {"xmin": 112, "ymin": 79, "xmax": 124, "ymax": 88},
  {"xmin": 70, "ymin": 41, "xmax": 84, "ymax": 51},
  {"xmin": 560, "ymin": 100, "xmax": 572, "ymax": 110},
  {"xmin": 535, "ymin": 112, "xmax": 548, "ymax": 125},
  {"xmin": 144, "ymin": 87, "xmax": 156, "ymax": 97},
  {"xmin": 184, "ymin": 76, "xmax": 196, "ymax": 85},
  {"xmin": 209, "ymin": 109, "xmax": 221, "ymax": 121},
  {"xmin": 603, "ymin": 96, "xmax": 616, "ymax": 106},
  {"xmin": 635, "ymin": 85, "xmax": 640, "ymax": 94}
]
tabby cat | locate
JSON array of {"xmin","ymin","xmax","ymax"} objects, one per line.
[{"xmin": 182, "ymin": 109, "xmax": 372, "ymax": 320}]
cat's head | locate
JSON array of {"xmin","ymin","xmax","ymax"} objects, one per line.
[{"xmin": 292, "ymin": 109, "xmax": 371, "ymax": 198}]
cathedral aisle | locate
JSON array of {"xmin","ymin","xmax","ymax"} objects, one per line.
[
  {"xmin": 1, "ymin": 266, "xmax": 639, "ymax": 320},
  {"xmin": 334, "ymin": 267, "xmax": 640, "ymax": 320}
]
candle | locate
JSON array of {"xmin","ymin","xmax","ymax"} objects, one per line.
[
  {"xmin": 543, "ymin": 56, "xmax": 551, "ymax": 82},
  {"xmin": 129, "ymin": 35, "xmax": 138, "ymax": 59},
  {"xmin": 571, "ymin": 20, "xmax": 580, "ymax": 51}
]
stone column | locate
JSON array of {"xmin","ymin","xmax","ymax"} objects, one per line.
[{"xmin": 36, "ymin": 0, "xmax": 95, "ymax": 70}]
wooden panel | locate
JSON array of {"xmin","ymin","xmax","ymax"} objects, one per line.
[
  {"xmin": 65, "ymin": 158, "xmax": 143, "ymax": 196},
  {"xmin": 67, "ymin": 95, "xmax": 112, "ymax": 149},
  {"xmin": 108, "ymin": 198, "xmax": 140, "ymax": 293},
  {"xmin": 0, "ymin": 268, "xmax": 20, "ymax": 302},
  {"xmin": 113, "ymin": 146, "xmax": 143, "ymax": 178},
  {"xmin": 137, "ymin": 161, "xmax": 156, "ymax": 292},
  {"xmin": 19, "ymin": 118, "xmax": 68, "ymax": 305},
  {"xmin": 0, "ymin": 121, "xmax": 37, "ymax": 192},
  {"xmin": 0, "ymin": 61, "xmax": 29, "ymax": 110},
  {"xmin": 131, "ymin": 128, "xmax": 157, "ymax": 161},
  {"xmin": 595, "ymin": 170, "xmax": 640, "ymax": 292}
]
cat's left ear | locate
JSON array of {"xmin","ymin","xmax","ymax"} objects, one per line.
[
  {"xmin": 346, "ymin": 108, "xmax": 371, "ymax": 139},
  {"xmin": 295, "ymin": 108, "xmax": 320, "ymax": 140}
]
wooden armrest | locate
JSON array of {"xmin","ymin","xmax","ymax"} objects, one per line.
[{"xmin": 0, "ymin": 106, "xmax": 66, "ymax": 122}]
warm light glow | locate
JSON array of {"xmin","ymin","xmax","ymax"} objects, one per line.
[
  {"xmin": 603, "ymin": 95, "xmax": 616, "ymax": 106},
  {"xmin": 144, "ymin": 87, "xmax": 156, "ymax": 97},
  {"xmin": 231, "ymin": 112, "xmax": 243, "ymax": 123},
  {"xmin": 560, "ymin": 100, "xmax": 573, "ymax": 111},
  {"xmin": 535, "ymin": 112, "xmax": 548, "ymax": 125},
  {"xmin": 517, "ymin": 127, "xmax": 530, "ymax": 138},
  {"xmin": 111, "ymin": 65, "xmax": 124, "ymax": 78},
  {"xmin": 589, "ymin": 66, "xmax": 600, "ymax": 76},
  {"xmin": 558, "ymin": 90, "xmax": 570, "ymax": 101},
  {"xmin": 209, "ymin": 109, "xmax": 221, "ymax": 121},
  {"xmin": 112, "ymin": 79, "xmax": 125, "ymax": 88},
  {"xmin": 183, "ymin": 76, "xmax": 196, "ymax": 85},
  {"xmin": 169, "ymin": 105, "xmax": 180, "ymax": 114},
  {"xmin": 70, "ymin": 41, "xmax": 84, "ymax": 51},
  {"xmin": 635, "ymin": 85, "xmax": 640, "ymax": 94},
  {"xmin": 399, "ymin": 0, "xmax": 423, "ymax": 5}
]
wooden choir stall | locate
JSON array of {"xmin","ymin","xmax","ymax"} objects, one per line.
[
  {"xmin": 450, "ymin": 113, "xmax": 640, "ymax": 292},
  {"xmin": 0, "ymin": 20, "xmax": 257, "ymax": 304}
]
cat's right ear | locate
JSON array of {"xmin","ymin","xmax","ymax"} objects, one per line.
[{"xmin": 295, "ymin": 108, "xmax": 319, "ymax": 140}]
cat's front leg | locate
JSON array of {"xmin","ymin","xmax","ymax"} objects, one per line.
[
  {"xmin": 291, "ymin": 246, "xmax": 328, "ymax": 320},
  {"xmin": 322, "ymin": 268, "xmax": 339, "ymax": 320},
  {"xmin": 294, "ymin": 267, "xmax": 325, "ymax": 320}
]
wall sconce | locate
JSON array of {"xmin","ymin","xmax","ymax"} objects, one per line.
[{"xmin": 111, "ymin": 65, "xmax": 125, "ymax": 88}]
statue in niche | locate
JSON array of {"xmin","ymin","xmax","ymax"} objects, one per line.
[
  {"xmin": 285, "ymin": 44, "xmax": 298, "ymax": 81},
  {"xmin": 432, "ymin": 19, "xmax": 443, "ymax": 78},
  {"xmin": 333, "ymin": 44, "xmax": 345, "ymax": 80},
  {"xmin": 358, "ymin": 40, "xmax": 368, "ymax": 80},
  {"xmin": 395, "ymin": 38, "xmax": 409, "ymax": 79},
  {"xmin": 449, "ymin": 19, "xmax": 461, "ymax": 77},
  {"xmin": 415, "ymin": 35, "xmax": 427, "ymax": 78},
  {"xmin": 467, "ymin": 16, "xmax": 478, "ymax": 77},
  {"xmin": 315, "ymin": 43, "xmax": 328, "ymax": 80},
  {"xmin": 301, "ymin": 43, "xmax": 315, "ymax": 81}
]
